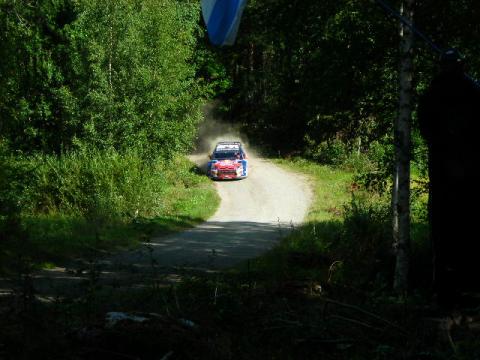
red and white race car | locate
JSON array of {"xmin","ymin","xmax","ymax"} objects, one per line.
[{"xmin": 207, "ymin": 141, "xmax": 248, "ymax": 180}]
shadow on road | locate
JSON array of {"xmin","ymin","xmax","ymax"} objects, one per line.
[
  {"xmin": 2, "ymin": 220, "xmax": 293, "ymax": 298},
  {"xmin": 113, "ymin": 220, "xmax": 291, "ymax": 269}
]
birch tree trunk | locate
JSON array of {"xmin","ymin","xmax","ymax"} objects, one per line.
[{"xmin": 393, "ymin": 0, "xmax": 414, "ymax": 293}]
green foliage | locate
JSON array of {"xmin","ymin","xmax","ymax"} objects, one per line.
[
  {"xmin": 263, "ymin": 158, "xmax": 431, "ymax": 291},
  {"xmin": 0, "ymin": 143, "xmax": 33, "ymax": 217},
  {"xmin": 216, "ymin": 0, "xmax": 480, "ymax": 168},
  {"xmin": 305, "ymin": 138, "xmax": 349, "ymax": 166},
  {"xmin": 411, "ymin": 127, "xmax": 429, "ymax": 179},
  {"xmin": 69, "ymin": 0, "xmax": 203, "ymax": 159},
  {"xmin": 302, "ymin": 135, "xmax": 396, "ymax": 195},
  {"xmin": 274, "ymin": 158, "xmax": 353, "ymax": 222},
  {"xmin": 0, "ymin": 142, "xmax": 38, "ymax": 274},
  {"xmin": 218, "ymin": 0, "xmax": 399, "ymax": 152},
  {"xmin": 195, "ymin": 38, "xmax": 233, "ymax": 98},
  {"xmin": 0, "ymin": 0, "xmax": 76, "ymax": 153},
  {"xmin": 29, "ymin": 149, "xmax": 170, "ymax": 219},
  {"xmin": 332, "ymin": 193, "xmax": 393, "ymax": 285},
  {"xmin": 353, "ymin": 138, "xmax": 395, "ymax": 194},
  {"xmin": 0, "ymin": 0, "xmax": 219, "ymax": 263},
  {"xmin": 0, "ymin": 0, "xmax": 205, "ymax": 159},
  {"xmin": 0, "ymin": 150, "xmax": 219, "ymax": 262}
]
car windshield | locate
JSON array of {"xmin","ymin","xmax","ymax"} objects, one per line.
[{"xmin": 212, "ymin": 151, "xmax": 239, "ymax": 160}]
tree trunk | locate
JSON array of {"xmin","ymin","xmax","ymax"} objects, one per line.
[{"xmin": 393, "ymin": 0, "xmax": 414, "ymax": 294}]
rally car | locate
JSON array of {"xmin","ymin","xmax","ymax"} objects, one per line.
[{"xmin": 207, "ymin": 141, "xmax": 248, "ymax": 180}]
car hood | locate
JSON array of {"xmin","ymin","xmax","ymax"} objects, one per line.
[{"xmin": 214, "ymin": 160, "xmax": 241, "ymax": 168}]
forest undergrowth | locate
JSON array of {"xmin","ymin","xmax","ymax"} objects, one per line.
[
  {"xmin": 2, "ymin": 155, "xmax": 477, "ymax": 360},
  {"xmin": 0, "ymin": 147, "xmax": 219, "ymax": 272}
]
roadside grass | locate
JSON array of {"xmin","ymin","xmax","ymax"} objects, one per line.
[
  {"xmin": 274, "ymin": 158, "xmax": 354, "ymax": 223},
  {"xmin": 242, "ymin": 157, "xmax": 429, "ymax": 293},
  {"xmin": 1, "ymin": 151, "xmax": 219, "ymax": 268},
  {"xmin": 240, "ymin": 157, "xmax": 354, "ymax": 284},
  {"xmin": 1, "ymin": 157, "xmax": 467, "ymax": 360}
]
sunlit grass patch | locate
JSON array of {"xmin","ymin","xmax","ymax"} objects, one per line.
[
  {"xmin": 273, "ymin": 157, "xmax": 353, "ymax": 222},
  {"xmin": 1, "ymin": 151, "xmax": 219, "ymax": 268},
  {"xmin": 250, "ymin": 157, "xmax": 429, "ymax": 292},
  {"xmin": 238, "ymin": 158, "xmax": 353, "ymax": 282}
]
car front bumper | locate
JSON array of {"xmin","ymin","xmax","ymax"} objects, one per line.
[{"xmin": 210, "ymin": 169, "xmax": 246, "ymax": 180}]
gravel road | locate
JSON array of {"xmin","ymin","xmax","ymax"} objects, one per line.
[
  {"xmin": 112, "ymin": 153, "xmax": 312, "ymax": 270},
  {"xmin": 3, "ymin": 154, "xmax": 312, "ymax": 296}
]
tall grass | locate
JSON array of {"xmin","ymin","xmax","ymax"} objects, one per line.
[
  {"xmin": 252, "ymin": 157, "xmax": 428, "ymax": 292},
  {"xmin": 1, "ymin": 148, "xmax": 218, "ymax": 264},
  {"xmin": 30, "ymin": 149, "xmax": 170, "ymax": 219}
]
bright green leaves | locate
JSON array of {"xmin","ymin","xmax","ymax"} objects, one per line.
[
  {"xmin": 66, "ymin": 0, "xmax": 204, "ymax": 159},
  {"xmin": 0, "ymin": 0, "xmax": 205, "ymax": 159}
]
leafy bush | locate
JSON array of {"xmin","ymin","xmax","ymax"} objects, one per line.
[
  {"xmin": 411, "ymin": 128, "xmax": 429, "ymax": 179},
  {"xmin": 306, "ymin": 138, "xmax": 349, "ymax": 166},
  {"xmin": 332, "ymin": 193, "xmax": 393, "ymax": 286},
  {"xmin": 341, "ymin": 151, "xmax": 375, "ymax": 173},
  {"xmin": 0, "ymin": 142, "xmax": 38, "ymax": 273},
  {"xmin": 0, "ymin": 0, "xmax": 204, "ymax": 159},
  {"xmin": 353, "ymin": 139, "xmax": 394, "ymax": 194},
  {"xmin": 29, "ymin": 149, "xmax": 169, "ymax": 220},
  {"xmin": 1, "ymin": 148, "xmax": 218, "ymax": 262},
  {"xmin": 304, "ymin": 138, "xmax": 392, "ymax": 183},
  {"xmin": 0, "ymin": 143, "xmax": 33, "ymax": 217}
]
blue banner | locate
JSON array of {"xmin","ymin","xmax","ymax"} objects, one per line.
[{"xmin": 201, "ymin": 0, "xmax": 247, "ymax": 46}]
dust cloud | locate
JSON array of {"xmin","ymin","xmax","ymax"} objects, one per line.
[{"xmin": 193, "ymin": 102, "xmax": 251, "ymax": 155}]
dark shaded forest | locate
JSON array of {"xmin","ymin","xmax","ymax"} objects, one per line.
[{"xmin": 215, "ymin": 0, "xmax": 480, "ymax": 158}]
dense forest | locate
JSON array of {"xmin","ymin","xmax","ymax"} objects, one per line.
[
  {"xmin": 1, "ymin": 0, "xmax": 479, "ymax": 359},
  {"xmin": 216, "ymin": 0, "xmax": 480, "ymax": 157},
  {"xmin": 0, "ymin": 0, "xmax": 206, "ymax": 158},
  {"xmin": 2, "ymin": 0, "xmax": 480, "ymax": 180}
]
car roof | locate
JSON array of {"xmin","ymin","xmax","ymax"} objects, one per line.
[{"xmin": 214, "ymin": 141, "xmax": 242, "ymax": 151}]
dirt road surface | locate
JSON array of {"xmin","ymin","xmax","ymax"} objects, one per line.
[
  {"xmin": 112, "ymin": 154, "xmax": 312, "ymax": 270},
  {"xmin": 1, "ymin": 154, "xmax": 312, "ymax": 296}
]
